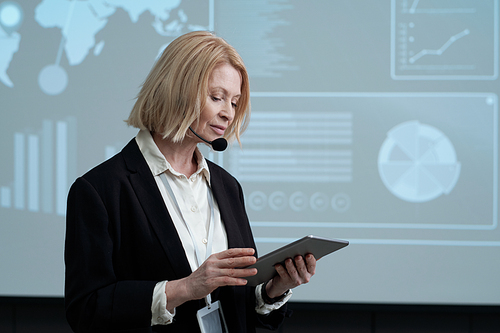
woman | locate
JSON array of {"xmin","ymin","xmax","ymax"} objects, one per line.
[{"xmin": 65, "ymin": 31, "xmax": 316, "ymax": 333}]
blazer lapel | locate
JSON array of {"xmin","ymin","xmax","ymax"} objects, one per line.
[
  {"xmin": 208, "ymin": 163, "xmax": 247, "ymax": 250},
  {"xmin": 122, "ymin": 139, "xmax": 192, "ymax": 279}
]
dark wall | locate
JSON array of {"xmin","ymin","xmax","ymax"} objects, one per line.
[
  {"xmin": 1, "ymin": 298, "xmax": 499, "ymax": 333},
  {"xmin": 270, "ymin": 303, "xmax": 500, "ymax": 333},
  {"xmin": 0, "ymin": 298, "xmax": 70, "ymax": 333}
]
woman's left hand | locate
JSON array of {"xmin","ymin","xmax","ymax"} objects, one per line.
[{"xmin": 265, "ymin": 253, "xmax": 316, "ymax": 298}]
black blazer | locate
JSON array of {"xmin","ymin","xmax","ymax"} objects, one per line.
[{"xmin": 65, "ymin": 139, "xmax": 287, "ymax": 333}]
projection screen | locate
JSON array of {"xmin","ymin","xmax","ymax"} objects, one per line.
[{"xmin": 1, "ymin": 0, "xmax": 499, "ymax": 305}]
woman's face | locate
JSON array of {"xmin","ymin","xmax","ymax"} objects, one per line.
[{"xmin": 192, "ymin": 63, "xmax": 241, "ymax": 143}]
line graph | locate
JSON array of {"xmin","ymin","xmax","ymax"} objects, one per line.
[
  {"xmin": 391, "ymin": 0, "xmax": 498, "ymax": 80},
  {"xmin": 409, "ymin": 29, "xmax": 470, "ymax": 64}
]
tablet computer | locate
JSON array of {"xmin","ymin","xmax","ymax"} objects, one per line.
[{"xmin": 244, "ymin": 235, "xmax": 349, "ymax": 286}]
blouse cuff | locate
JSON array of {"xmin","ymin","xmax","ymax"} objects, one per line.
[
  {"xmin": 254, "ymin": 282, "xmax": 292, "ymax": 315},
  {"xmin": 151, "ymin": 281, "xmax": 175, "ymax": 326}
]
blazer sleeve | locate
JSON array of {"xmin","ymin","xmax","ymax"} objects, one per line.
[{"xmin": 65, "ymin": 176, "xmax": 157, "ymax": 333}]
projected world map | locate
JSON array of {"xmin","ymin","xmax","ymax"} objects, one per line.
[{"xmin": 0, "ymin": 0, "xmax": 202, "ymax": 94}]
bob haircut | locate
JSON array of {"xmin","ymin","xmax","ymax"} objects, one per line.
[{"xmin": 126, "ymin": 31, "xmax": 250, "ymax": 145}]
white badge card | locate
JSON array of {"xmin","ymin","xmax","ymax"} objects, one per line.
[{"xmin": 196, "ymin": 300, "xmax": 228, "ymax": 333}]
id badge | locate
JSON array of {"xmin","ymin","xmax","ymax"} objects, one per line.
[{"xmin": 196, "ymin": 300, "xmax": 228, "ymax": 333}]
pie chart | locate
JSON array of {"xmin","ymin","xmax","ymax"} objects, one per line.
[{"xmin": 378, "ymin": 121, "xmax": 461, "ymax": 203}]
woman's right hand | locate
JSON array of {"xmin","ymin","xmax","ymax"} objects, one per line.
[{"xmin": 165, "ymin": 248, "xmax": 257, "ymax": 311}]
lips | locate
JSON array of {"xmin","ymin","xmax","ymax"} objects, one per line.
[{"xmin": 210, "ymin": 124, "xmax": 226, "ymax": 136}]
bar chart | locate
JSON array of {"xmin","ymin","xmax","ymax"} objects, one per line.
[{"xmin": 0, "ymin": 117, "xmax": 77, "ymax": 216}]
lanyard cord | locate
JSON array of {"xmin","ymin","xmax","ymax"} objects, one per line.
[{"xmin": 160, "ymin": 172, "xmax": 216, "ymax": 307}]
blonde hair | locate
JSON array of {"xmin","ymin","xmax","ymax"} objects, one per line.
[{"xmin": 126, "ymin": 31, "xmax": 250, "ymax": 144}]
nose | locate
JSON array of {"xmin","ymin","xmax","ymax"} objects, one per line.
[{"xmin": 220, "ymin": 100, "xmax": 235, "ymax": 123}]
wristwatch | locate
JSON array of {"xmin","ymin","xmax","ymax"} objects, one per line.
[{"xmin": 261, "ymin": 281, "xmax": 290, "ymax": 304}]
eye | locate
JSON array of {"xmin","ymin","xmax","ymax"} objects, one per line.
[
  {"xmin": 231, "ymin": 102, "xmax": 238, "ymax": 108},
  {"xmin": 211, "ymin": 96, "xmax": 221, "ymax": 102}
]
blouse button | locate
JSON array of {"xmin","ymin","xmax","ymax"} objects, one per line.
[
  {"xmin": 191, "ymin": 206, "xmax": 196, "ymax": 212},
  {"xmin": 202, "ymin": 238, "xmax": 208, "ymax": 244}
]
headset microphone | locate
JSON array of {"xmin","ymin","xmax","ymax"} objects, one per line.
[{"xmin": 189, "ymin": 127, "xmax": 228, "ymax": 152}]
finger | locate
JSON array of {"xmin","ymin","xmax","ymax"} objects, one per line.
[
  {"xmin": 221, "ymin": 267, "xmax": 258, "ymax": 278},
  {"xmin": 218, "ymin": 255, "xmax": 257, "ymax": 268},
  {"xmin": 203, "ymin": 264, "xmax": 257, "ymax": 280},
  {"xmin": 207, "ymin": 267, "xmax": 259, "ymax": 287},
  {"xmin": 209, "ymin": 276, "xmax": 251, "ymax": 287},
  {"xmin": 274, "ymin": 263, "xmax": 291, "ymax": 281},
  {"xmin": 191, "ymin": 267, "xmax": 257, "ymax": 295},
  {"xmin": 305, "ymin": 254, "xmax": 317, "ymax": 275},
  {"xmin": 285, "ymin": 258, "xmax": 299, "ymax": 279},
  {"xmin": 294, "ymin": 255, "xmax": 310, "ymax": 277},
  {"xmin": 215, "ymin": 248, "xmax": 255, "ymax": 259}
]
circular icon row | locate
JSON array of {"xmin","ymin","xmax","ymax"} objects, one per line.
[{"xmin": 247, "ymin": 191, "xmax": 351, "ymax": 212}]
